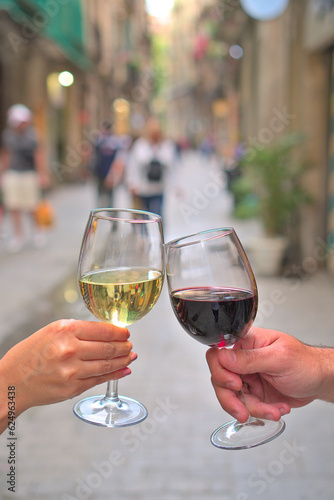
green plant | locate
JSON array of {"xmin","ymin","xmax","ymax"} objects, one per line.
[{"xmin": 232, "ymin": 133, "xmax": 312, "ymax": 237}]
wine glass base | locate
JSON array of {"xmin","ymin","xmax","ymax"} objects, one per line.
[
  {"xmin": 211, "ymin": 417, "xmax": 286, "ymax": 450},
  {"xmin": 73, "ymin": 394, "xmax": 148, "ymax": 428}
]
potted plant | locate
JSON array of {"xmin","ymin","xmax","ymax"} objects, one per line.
[{"xmin": 231, "ymin": 133, "xmax": 312, "ymax": 276}]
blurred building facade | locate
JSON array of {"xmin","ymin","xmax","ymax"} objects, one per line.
[
  {"xmin": 0, "ymin": 0, "xmax": 90, "ymax": 179},
  {"xmin": 239, "ymin": 0, "xmax": 334, "ymax": 269},
  {"xmin": 166, "ymin": 0, "xmax": 246, "ymax": 153},
  {"xmin": 166, "ymin": 0, "xmax": 205, "ymax": 142},
  {"xmin": 165, "ymin": 0, "xmax": 334, "ymax": 271},
  {"xmin": 0, "ymin": 0, "xmax": 150, "ymax": 182},
  {"xmin": 83, "ymin": 0, "xmax": 150, "ymax": 136},
  {"xmin": 1, "ymin": 0, "xmax": 333, "ymax": 271}
]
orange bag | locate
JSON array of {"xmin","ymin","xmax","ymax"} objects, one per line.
[{"xmin": 34, "ymin": 199, "xmax": 55, "ymax": 228}]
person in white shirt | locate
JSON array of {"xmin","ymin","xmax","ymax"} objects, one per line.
[{"xmin": 126, "ymin": 116, "xmax": 175, "ymax": 216}]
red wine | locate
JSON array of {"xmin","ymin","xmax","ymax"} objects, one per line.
[{"xmin": 170, "ymin": 287, "xmax": 257, "ymax": 347}]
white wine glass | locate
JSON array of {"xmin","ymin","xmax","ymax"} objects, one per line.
[
  {"xmin": 73, "ymin": 208, "xmax": 164, "ymax": 427},
  {"xmin": 166, "ymin": 227, "xmax": 285, "ymax": 449}
]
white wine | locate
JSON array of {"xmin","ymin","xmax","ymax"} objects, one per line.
[{"xmin": 79, "ymin": 267, "xmax": 164, "ymax": 326}]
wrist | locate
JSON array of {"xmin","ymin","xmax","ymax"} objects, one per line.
[
  {"xmin": 0, "ymin": 390, "xmax": 9, "ymax": 435},
  {"xmin": 314, "ymin": 347, "xmax": 334, "ymax": 402},
  {"xmin": 0, "ymin": 363, "xmax": 15, "ymax": 435},
  {"xmin": 0, "ymin": 355, "xmax": 28, "ymax": 433}
]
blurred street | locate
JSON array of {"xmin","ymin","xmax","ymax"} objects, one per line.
[{"xmin": 1, "ymin": 150, "xmax": 334, "ymax": 500}]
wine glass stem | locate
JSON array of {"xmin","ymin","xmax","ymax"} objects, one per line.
[
  {"xmin": 237, "ymin": 387, "xmax": 254, "ymax": 424},
  {"xmin": 105, "ymin": 380, "xmax": 120, "ymax": 403}
]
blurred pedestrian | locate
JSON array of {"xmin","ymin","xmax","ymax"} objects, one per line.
[
  {"xmin": 0, "ymin": 104, "xmax": 49, "ymax": 252},
  {"xmin": 91, "ymin": 120, "xmax": 126, "ymax": 208},
  {"xmin": 125, "ymin": 116, "xmax": 175, "ymax": 216},
  {"xmin": 199, "ymin": 135, "xmax": 215, "ymax": 158}
]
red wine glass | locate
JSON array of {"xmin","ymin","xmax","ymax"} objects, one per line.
[{"xmin": 165, "ymin": 227, "xmax": 285, "ymax": 449}]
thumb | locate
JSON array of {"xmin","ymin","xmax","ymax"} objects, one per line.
[{"xmin": 217, "ymin": 346, "xmax": 274, "ymax": 376}]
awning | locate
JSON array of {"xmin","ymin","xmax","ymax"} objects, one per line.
[{"xmin": 0, "ymin": 0, "xmax": 91, "ymax": 70}]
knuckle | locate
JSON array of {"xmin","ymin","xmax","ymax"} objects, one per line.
[
  {"xmin": 57, "ymin": 318, "xmax": 78, "ymax": 334},
  {"xmin": 58, "ymin": 339, "xmax": 76, "ymax": 360},
  {"xmin": 102, "ymin": 359, "xmax": 117, "ymax": 374},
  {"xmin": 103, "ymin": 342, "xmax": 116, "ymax": 359},
  {"xmin": 58, "ymin": 366, "xmax": 77, "ymax": 388},
  {"xmin": 101, "ymin": 355, "xmax": 128, "ymax": 374},
  {"xmin": 210, "ymin": 371, "xmax": 220, "ymax": 387},
  {"xmin": 51, "ymin": 321, "xmax": 79, "ymax": 361}
]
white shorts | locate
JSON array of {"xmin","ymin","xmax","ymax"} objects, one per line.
[{"xmin": 2, "ymin": 170, "xmax": 40, "ymax": 211}]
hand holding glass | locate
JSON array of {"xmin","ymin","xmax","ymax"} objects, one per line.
[
  {"xmin": 74, "ymin": 209, "xmax": 164, "ymax": 427},
  {"xmin": 166, "ymin": 228, "xmax": 285, "ymax": 449}
]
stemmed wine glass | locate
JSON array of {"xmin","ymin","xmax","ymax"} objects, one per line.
[
  {"xmin": 165, "ymin": 227, "xmax": 285, "ymax": 449},
  {"xmin": 73, "ymin": 208, "xmax": 164, "ymax": 427}
]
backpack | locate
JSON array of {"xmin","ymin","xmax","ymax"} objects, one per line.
[{"xmin": 147, "ymin": 158, "xmax": 164, "ymax": 182}]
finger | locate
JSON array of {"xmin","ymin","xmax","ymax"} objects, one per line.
[
  {"xmin": 212, "ymin": 385, "xmax": 290, "ymax": 423},
  {"xmin": 206, "ymin": 348, "xmax": 243, "ymax": 392},
  {"xmin": 78, "ymin": 340, "xmax": 133, "ymax": 361},
  {"xmin": 58, "ymin": 319, "xmax": 130, "ymax": 342},
  {"xmin": 213, "ymin": 385, "xmax": 250, "ymax": 423},
  {"xmin": 72, "ymin": 366, "xmax": 133, "ymax": 398},
  {"xmin": 78, "ymin": 366, "xmax": 133, "ymax": 393},
  {"xmin": 216, "ymin": 344, "xmax": 281, "ymax": 376},
  {"xmin": 242, "ymin": 392, "xmax": 291, "ymax": 421},
  {"xmin": 78, "ymin": 351, "xmax": 136, "ymax": 380},
  {"xmin": 235, "ymin": 326, "xmax": 283, "ymax": 350}
]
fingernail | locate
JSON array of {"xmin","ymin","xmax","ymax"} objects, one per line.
[
  {"xmin": 265, "ymin": 413, "xmax": 274, "ymax": 421},
  {"xmin": 226, "ymin": 381, "xmax": 238, "ymax": 391},
  {"xmin": 130, "ymin": 352, "xmax": 138, "ymax": 362},
  {"xmin": 235, "ymin": 412, "xmax": 245, "ymax": 423},
  {"xmin": 122, "ymin": 367, "xmax": 131, "ymax": 376}
]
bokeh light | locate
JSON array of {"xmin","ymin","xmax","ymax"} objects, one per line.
[
  {"xmin": 58, "ymin": 71, "xmax": 74, "ymax": 87},
  {"xmin": 229, "ymin": 45, "xmax": 244, "ymax": 60}
]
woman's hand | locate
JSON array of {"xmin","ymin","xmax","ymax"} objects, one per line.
[{"xmin": 0, "ymin": 319, "xmax": 136, "ymax": 431}]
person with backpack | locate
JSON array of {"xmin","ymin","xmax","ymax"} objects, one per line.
[
  {"xmin": 126, "ymin": 116, "xmax": 175, "ymax": 216},
  {"xmin": 92, "ymin": 120, "xmax": 125, "ymax": 208}
]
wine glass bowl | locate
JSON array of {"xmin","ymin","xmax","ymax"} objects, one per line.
[
  {"xmin": 74, "ymin": 208, "xmax": 164, "ymax": 427},
  {"xmin": 166, "ymin": 228, "xmax": 285, "ymax": 449}
]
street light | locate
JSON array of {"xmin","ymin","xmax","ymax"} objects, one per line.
[
  {"xmin": 113, "ymin": 98, "xmax": 130, "ymax": 134},
  {"xmin": 58, "ymin": 71, "xmax": 74, "ymax": 87},
  {"xmin": 240, "ymin": 0, "xmax": 289, "ymax": 21}
]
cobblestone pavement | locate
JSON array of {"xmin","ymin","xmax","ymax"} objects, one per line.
[{"xmin": 1, "ymin": 151, "xmax": 334, "ymax": 500}]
